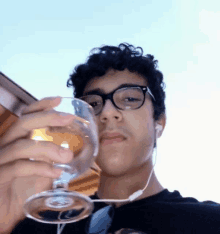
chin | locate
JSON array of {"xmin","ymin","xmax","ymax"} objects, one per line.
[
  {"xmin": 100, "ymin": 168, "xmax": 130, "ymax": 178},
  {"xmin": 95, "ymin": 157, "xmax": 136, "ymax": 177},
  {"xmin": 95, "ymin": 143, "xmax": 150, "ymax": 177}
]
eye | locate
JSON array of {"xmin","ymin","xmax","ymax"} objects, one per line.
[
  {"xmin": 124, "ymin": 97, "xmax": 140, "ymax": 102},
  {"xmin": 89, "ymin": 101, "xmax": 102, "ymax": 108},
  {"xmin": 89, "ymin": 102, "xmax": 98, "ymax": 107}
]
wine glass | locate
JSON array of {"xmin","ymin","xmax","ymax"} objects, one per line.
[{"xmin": 24, "ymin": 97, "xmax": 99, "ymax": 224}]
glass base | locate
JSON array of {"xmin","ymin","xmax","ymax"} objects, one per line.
[{"xmin": 24, "ymin": 190, "xmax": 94, "ymax": 224}]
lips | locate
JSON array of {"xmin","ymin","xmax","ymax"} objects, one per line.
[
  {"xmin": 102, "ymin": 137, "xmax": 125, "ymax": 146},
  {"xmin": 100, "ymin": 132, "xmax": 127, "ymax": 146}
]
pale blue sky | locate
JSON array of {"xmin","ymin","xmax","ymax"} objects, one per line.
[{"xmin": 1, "ymin": 0, "xmax": 220, "ymax": 202}]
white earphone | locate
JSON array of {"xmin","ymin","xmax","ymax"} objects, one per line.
[{"xmin": 155, "ymin": 124, "xmax": 163, "ymax": 138}]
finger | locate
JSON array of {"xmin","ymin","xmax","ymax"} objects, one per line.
[
  {"xmin": 0, "ymin": 139, "xmax": 74, "ymax": 165},
  {"xmin": 21, "ymin": 96, "xmax": 62, "ymax": 115},
  {"xmin": 0, "ymin": 109, "xmax": 75, "ymax": 147},
  {"xmin": 0, "ymin": 159, "xmax": 63, "ymax": 185}
]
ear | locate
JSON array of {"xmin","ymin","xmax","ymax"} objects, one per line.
[{"xmin": 155, "ymin": 113, "xmax": 166, "ymax": 138}]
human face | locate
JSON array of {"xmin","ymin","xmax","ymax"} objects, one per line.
[{"xmin": 83, "ymin": 69, "xmax": 156, "ymax": 177}]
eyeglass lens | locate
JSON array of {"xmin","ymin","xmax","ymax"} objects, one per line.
[{"xmin": 81, "ymin": 87, "xmax": 145, "ymax": 115}]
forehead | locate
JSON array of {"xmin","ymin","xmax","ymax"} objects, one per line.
[{"xmin": 83, "ymin": 69, "xmax": 147, "ymax": 94}]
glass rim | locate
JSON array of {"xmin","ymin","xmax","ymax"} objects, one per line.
[{"xmin": 57, "ymin": 96, "xmax": 95, "ymax": 110}]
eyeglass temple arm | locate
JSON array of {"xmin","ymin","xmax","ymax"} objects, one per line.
[{"xmin": 147, "ymin": 87, "xmax": 156, "ymax": 101}]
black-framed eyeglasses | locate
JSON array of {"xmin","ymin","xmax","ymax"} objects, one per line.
[{"xmin": 79, "ymin": 85, "xmax": 156, "ymax": 116}]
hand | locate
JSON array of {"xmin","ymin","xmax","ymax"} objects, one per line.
[{"xmin": 0, "ymin": 96, "xmax": 75, "ymax": 233}]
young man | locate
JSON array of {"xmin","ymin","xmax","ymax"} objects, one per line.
[{"xmin": 1, "ymin": 43, "xmax": 220, "ymax": 234}]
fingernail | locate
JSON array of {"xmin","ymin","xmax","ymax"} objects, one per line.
[
  {"xmin": 53, "ymin": 168, "xmax": 63, "ymax": 177},
  {"xmin": 43, "ymin": 96, "xmax": 60, "ymax": 101},
  {"xmin": 59, "ymin": 112, "xmax": 73, "ymax": 117}
]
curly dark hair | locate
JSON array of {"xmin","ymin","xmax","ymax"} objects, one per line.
[{"xmin": 67, "ymin": 43, "xmax": 166, "ymax": 121}]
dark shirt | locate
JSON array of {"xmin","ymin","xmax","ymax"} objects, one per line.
[{"xmin": 11, "ymin": 189, "xmax": 220, "ymax": 233}]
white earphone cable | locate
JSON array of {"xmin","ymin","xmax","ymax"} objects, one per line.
[
  {"xmin": 92, "ymin": 134, "xmax": 157, "ymax": 204},
  {"xmin": 57, "ymin": 126, "xmax": 160, "ymax": 234}
]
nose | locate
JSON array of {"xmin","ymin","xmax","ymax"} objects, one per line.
[{"xmin": 100, "ymin": 99, "xmax": 122, "ymax": 122}]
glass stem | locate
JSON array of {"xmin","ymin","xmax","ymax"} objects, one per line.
[{"xmin": 53, "ymin": 178, "xmax": 69, "ymax": 191}]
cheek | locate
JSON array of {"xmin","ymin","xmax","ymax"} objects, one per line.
[
  {"xmin": 128, "ymin": 111, "xmax": 153, "ymax": 139},
  {"xmin": 128, "ymin": 115, "xmax": 155, "ymax": 160}
]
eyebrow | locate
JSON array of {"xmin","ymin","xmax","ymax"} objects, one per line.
[{"xmin": 84, "ymin": 83, "xmax": 145, "ymax": 96}]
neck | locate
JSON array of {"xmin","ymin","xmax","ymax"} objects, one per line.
[{"xmin": 96, "ymin": 160, "xmax": 164, "ymax": 208}]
